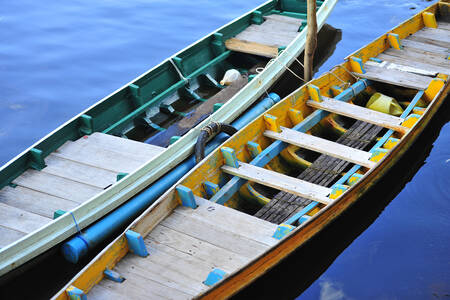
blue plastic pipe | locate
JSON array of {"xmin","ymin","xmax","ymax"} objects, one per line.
[{"xmin": 62, "ymin": 93, "xmax": 281, "ymax": 263}]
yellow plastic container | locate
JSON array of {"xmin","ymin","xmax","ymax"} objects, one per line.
[{"xmin": 366, "ymin": 92, "xmax": 404, "ymax": 116}]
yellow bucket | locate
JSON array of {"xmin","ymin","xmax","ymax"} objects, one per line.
[{"xmin": 366, "ymin": 92, "xmax": 404, "ymax": 116}]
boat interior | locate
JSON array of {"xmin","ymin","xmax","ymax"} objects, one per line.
[
  {"xmin": 0, "ymin": 0, "xmax": 328, "ymax": 249},
  {"xmin": 55, "ymin": 5, "xmax": 449, "ymax": 300}
]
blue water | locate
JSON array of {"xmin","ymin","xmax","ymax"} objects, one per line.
[{"xmin": 0, "ymin": 0, "xmax": 449, "ymax": 299}]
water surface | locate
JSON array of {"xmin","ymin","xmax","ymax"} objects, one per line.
[{"xmin": 0, "ymin": 0, "xmax": 448, "ymax": 299}]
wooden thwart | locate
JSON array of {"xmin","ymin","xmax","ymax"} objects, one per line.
[
  {"xmin": 225, "ymin": 38, "xmax": 279, "ymax": 58},
  {"xmin": 222, "ymin": 162, "xmax": 332, "ymax": 204},
  {"xmin": 307, "ymin": 97, "xmax": 408, "ymax": 134},
  {"xmin": 264, "ymin": 127, "xmax": 376, "ymax": 168},
  {"xmin": 354, "ymin": 64, "xmax": 433, "ymax": 90}
]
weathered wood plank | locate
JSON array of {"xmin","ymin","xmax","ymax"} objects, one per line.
[
  {"xmin": 437, "ymin": 21, "xmax": 450, "ymax": 31},
  {"xmin": 265, "ymin": 127, "xmax": 376, "ymax": 168},
  {"xmin": 383, "ymin": 48, "xmax": 450, "ymax": 70},
  {"xmin": 54, "ymin": 140, "xmax": 145, "ymax": 173},
  {"xmin": 43, "ymin": 154, "xmax": 117, "ymax": 189},
  {"xmin": 76, "ymin": 133, "xmax": 164, "ymax": 162},
  {"xmin": 12, "ymin": 169, "xmax": 102, "ymax": 203},
  {"xmin": 0, "ymin": 185, "xmax": 78, "ymax": 219},
  {"xmin": 175, "ymin": 196, "xmax": 277, "ymax": 246},
  {"xmin": 116, "ymin": 251, "xmax": 207, "ymax": 295},
  {"xmin": 162, "ymin": 212, "xmax": 269, "ymax": 258},
  {"xmin": 401, "ymin": 38, "xmax": 449, "ymax": 55},
  {"xmin": 376, "ymin": 53, "xmax": 448, "ymax": 75},
  {"xmin": 307, "ymin": 97, "xmax": 407, "ymax": 133},
  {"xmin": 354, "ymin": 64, "xmax": 433, "ymax": 90},
  {"xmin": 263, "ymin": 14, "xmax": 303, "ymax": 26},
  {"xmin": 225, "ymin": 38, "xmax": 279, "ymax": 58},
  {"xmin": 406, "ymin": 33, "xmax": 450, "ymax": 49},
  {"xmin": 222, "ymin": 162, "xmax": 332, "ymax": 204},
  {"xmin": 94, "ymin": 272, "xmax": 186, "ymax": 300},
  {"xmin": 0, "ymin": 226, "xmax": 26, "ymax": 248},
  {"xmin": 148, "ymin": 225, "xmax": 249, "ymax": 270},
  {"xmin": 0, "ymin": 202, "xmax": 50, "ymax": 234},
  {"xmin": 413, "ymin": 27, "xmax": 450, "ymax": 44},
  {"xmin": 235, "ymin": 30, "xmax": 292, "ymax": 47}
]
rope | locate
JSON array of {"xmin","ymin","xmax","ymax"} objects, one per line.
[
  {"xmin": 256, "ymin": 49, "xmax": 306, "ymax": 83},
  {"xmin": 70, "ymin": 211, "xmax": 90, "ymax": 248}
]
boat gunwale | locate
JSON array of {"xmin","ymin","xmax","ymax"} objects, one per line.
[{"xmin": 0, "ymin": 0, "xmax": 338, "ymax": 277}]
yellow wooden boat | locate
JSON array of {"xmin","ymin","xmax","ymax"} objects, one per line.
[{"xmin": 54, "ymin": 2, "xmax": 450, "ymax": 299}]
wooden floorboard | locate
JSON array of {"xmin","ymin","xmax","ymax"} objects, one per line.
[
  {"xmin": 12, "ymin": 169, "xmax": 102, "ymax": 203},
  {"xmin": 376, "ymin": 53, "xmax": 448, "ymax": 75},
  {"xmin": 0, "ymin": 185, "xmax": 78, "ymax": 219},
  {"xmin": 354, "ymin": 64, "xmax": 433, "ymax": 90},
  {"xmin": 401, "ymin": 38, "xmax": 449, "ymax": 55},
  {"xmin": 54, "ymin": 140, "xmax": 145, "ymax": 174},
  {"xmin": 255, "ymin": 121, "xmax": 383, "ymax": 224},
  {"xmin": 264, "ymin": 127, "xmax": 375, "ymax": 168},
  {"xmin": 0, "ymin": 226, "xmax": 26, "ymax": 248},
  {"xmin": 0, "ymin": 202, "xmax": 50, "ymax": 235},
  {"xmin": 437, "ymin": 21, "xmax": 450, "ymax": 31},
  {"xmin": 406, "ymin": 34, "xmax": 450, "ymax": 49},
  {"xmin": 76, "ymin": 132, "xmax": 164, "ymax": 163},
  {"xmin": 383, "ymin": 48, "xmax": 450, "ymax": 70},
  {"xmin": 307, "ymin": 97, "xmax": 406, "ymax": 133},
  {"xmin": 42, "ymin": 154, "xmax": 118, "ymax": 189}
]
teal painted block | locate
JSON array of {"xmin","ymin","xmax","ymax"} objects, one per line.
[
  {"xmin": 176, "ymin": 185, "xmax": 198, "ymax": 209},
  {"xmin": 29, "ymin": 148, "xmax": 46, "ymax": 170},
  {"xmin": 272, "ymin": 223, "xmax": 295, "ymax": 240},
  {"xmin": 350, "ymin": 57, "xmax": 366, "ymax": 74},
  {"xmin": 169, "ymin": 136, "xmax": 181, "ymax": 144},
  {"xmin": 330, "ymin": 184, "xmax": 348, "ymax": 199},
  {"xmin": 53, "ymin": 209, "xmax": 66, "ymax": 219},
  {"xmin": 203, "ymin": 268, "xmax": 227, "ymax": 286},
  {"xmin": 369, "ymin": 57, "xmax": 383, "ymax": 63},
  {"xmin": 116, "ymin": 172, "xmax": 128, "ymax": 181},
  {"xmin": 104, "ymin": 268, "xmax": 125, "ymax": 283},
  {"xmin": 246, "ymin": 141, "xmax": 262, "ymax": 158},
  {"xmin": 203, "ymin": 181, "xmax": 219, "ymax": 198},
  {"xmin": 125, "ymin": 230, "xmax": 149, "ymax": 257},
  {"xmin": 213, "ymin": 103, "xmax": 224, "ymax": 112},
  {"xmin": 67, "ymin": 286, "xmax": 87, "ymax": 300},
  {"xmin": 221, "ymin": 147, "xmax": 239, "ymax": 168},
  {"xmin": 79, "ymin": 114, "xmax": 94, "ymax": 135},
  {"xmin": 347, "ymin": 173, "xmax": 363, "ymax": 186}
]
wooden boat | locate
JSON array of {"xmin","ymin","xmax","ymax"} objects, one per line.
[
  {"xmin": 0, "ymin": 0, "xmax": 337, "ymax": 276},
  {"xmin": 53, "ymin": 2, "xmax": 450, "ymax": 299}
]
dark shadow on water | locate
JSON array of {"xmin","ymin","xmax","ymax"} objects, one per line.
[{"xmin": 233, "ymin": 98, "xmax": 450, "ymax": 300}]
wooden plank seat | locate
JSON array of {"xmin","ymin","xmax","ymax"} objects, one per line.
[
  {"xmin": 225, "ymin": 14, "xmax": 303, "ymax": 57},
  {"xmin": 222, "ymin": 162, "xmax": 332, "ymax": 204},
  {"xmin": 0, "ymin": 132, "xmax": 164, "ymax": 248},
  {"xmin": 307, "ymin": 97, "xmax": 408, "ymax": 134},
  {"xmin": 375, "ymin": 53, "xmax": 448, "ymax": 76},
  {"xmin": 87, "ymin": 195, "xmax": 278, "ymax": 299},
  {"xmin": 264, "ymin": 127, "xmax": 376, "ymax": 168},
  {"xmin": 353, "ymin": 64, "xmax": 433, "ymax": 90}
]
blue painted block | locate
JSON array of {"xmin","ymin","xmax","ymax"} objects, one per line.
[
  {"xmin": 246, "ymin": 141, "xmax": 262, "ymax": 158},
  {"xmin": 203, "ymin": 268, "xmax": 227, "ymax": 286},
  {"xmin": 285, "ymin": 201, "xmax": 319, "ymax": 225},
  {"xmin": 272, "ymin": 223, "xmax": 295, "ymax": 240},
  {"xmin": 66, "ymin": 286, "xmax": 87, "ymax": 300},
  {"xmin": 104, "ymin": 268, "xmax": 125, "ymax": 283},
  {"xmin": 221, "ymin": 147, "xmax": 239, "ymax": 168},
  {"xmin": 176, "ymin": 185, "xmax": 198, "ymax": 209},
  {"xmin": 369, "ymin": 57, "xmax": 383, "ymax": 63},
  {"xmin": 330, "ymin": 184, "xmax": 348, "ymax": 200},
  {"xmin": 125, "ymin": 230, "xmax": 149, "ymax": 257},
  {"xmin": 298, "ymin": 215, "xmax": 311, "ymax": 224},
  {"xmin": 203, "ymin": 181, "xmax": 219, "ymax": 198}
]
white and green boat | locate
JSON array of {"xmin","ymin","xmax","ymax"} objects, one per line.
[{"xmin": 0, "ymin": 0, "xmax": 337, "ymax": 277}]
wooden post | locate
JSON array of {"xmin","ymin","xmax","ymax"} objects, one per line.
[{"xmin": 304, "ymin": 0, "xmax": 317, "ymax": 82}]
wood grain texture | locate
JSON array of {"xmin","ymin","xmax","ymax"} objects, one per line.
[
  {"xmin": 222, "ymin": 162, "xmax": 332, "ymax": 204},
  {"xmin": 225, "ymin": 38, "xmax": 279, "ymax": 58},
  {"xmin": 354, "ymin": 64, "xmax": 433, "ymax": 90},
  {"xmin": 0, "ymin": 185, "xmax": 78, "ymax": 219},
  {"xmin": 265, "ymin": 127, "xmax": 376, "ymax": 168},
  {"xmin": 307, "ymin": 97, "xmax": 407, "ymax": 133},
  {"xmin": 12, "ymin": 169, "xmax": 102, "ymax": 203},
  {"xmin": 401, "ymin": 38, "xmax": 449, "ymax": 55},
  {"xmin": 0, "ymin": 202, "xmax": 50, "ymax": 234},
  {"xmin": 376, "ymin": 53, "xmax": 448, "ymax": 75},
  {"xmin": 0, "ymin": 226, "xmax": 26, "ymax": 248}
]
